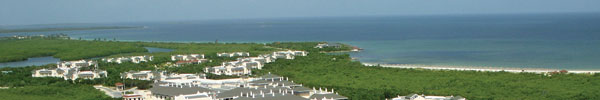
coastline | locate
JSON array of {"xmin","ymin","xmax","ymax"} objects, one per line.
[{"xmin": 363, "ymin": 63, "xmax": 600, "ymax": 74}]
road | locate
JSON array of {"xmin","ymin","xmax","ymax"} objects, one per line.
[{"xmin": 94, "ymin": 85, "xmax": 122, "ymax": 98}]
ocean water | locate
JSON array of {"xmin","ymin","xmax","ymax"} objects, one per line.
[{"xmin": 2, "ymin": 13, "xmax": 599, "ymax": 69}]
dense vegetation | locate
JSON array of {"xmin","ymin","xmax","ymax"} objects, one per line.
[
  {"xmin": 0, "ymin": 39, "xmax": 147, "ymax": 63},
  {"xmin": 256, "ymin": 46, "xmax": 600, "ymax": 100}
]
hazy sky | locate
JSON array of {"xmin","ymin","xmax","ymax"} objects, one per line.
[{"xmin": 1, "ymin": 0, "xmax": 600, "ymax": 25}]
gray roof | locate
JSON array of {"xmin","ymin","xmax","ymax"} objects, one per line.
[
  {"xmin": 150, "ymin": 86, "xmax": 213, "ymax": 96},
  {"xmin": 56, "ymin": 69, "xmax": 65, "ymax": 73},
  {"xmin": 272, "ymin": 80, "xmax": 299, "ymax": 86},
  {"xmin": 309, "ymin": 93, "xmax": 348, "ymax": 100},
  {"xmin": 78, "ymin": 73, "xmax": 94, "ymax": 77},
  {"xmin": 249, "ymin": 80, "xmax": 270, "ymax": 84},
  {"xmin": 132, "ymin": 74, "xmax": 148, "ymax": 77},
  {"xmin": 165, "ymin": 77, "xmax": 182, "ymax": 80},
  {"xmin": 406, "ymin": 94, "xmax": 419, "ymax": 99},
  {"xmin": 185, "ymin": 94, "xmax": 209, "ymax": 99},
  {"xmin": 216, "ymin": 87, "xmax": 290, "ymax": 99},
  {"xmin": 39, "ymin": 70, "xmax": 52, "ymax": 74},
  {"xmin": 291, "ymin": 87, "xmax": 311, "ymax": 92},
  {"xmin": 233, "ymin": 94, "xmax": 308, "ymax": 100}
]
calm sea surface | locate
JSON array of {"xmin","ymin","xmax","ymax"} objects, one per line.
[{"xmin": 2, "ymin": 13, "xmax": 599, "ymax": 69}]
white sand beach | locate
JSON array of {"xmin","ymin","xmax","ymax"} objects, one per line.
[{"xmin": 363, "ymin": 63, "xmax": 600, "ymax": 74}]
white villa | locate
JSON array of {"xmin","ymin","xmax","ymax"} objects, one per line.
[
  {"xmin": 73, "ymin": 70, "xmax": 108, "ymax": 79},
  {"xmin": 102, "ymin": 55, "xmax": 154, "ymax": 64},
  {"xmin": 217, "ymin": 52, "xmax": 250, "ymax": 57},
  {"xmin": 314, "ymin": 43, "xmax": 342, "ymax": 48},
  {"xmin": 57, "ymin": 60, "xmax": 96, "ymax": 68},
  {"xmin": 32, "ymin": 68, "xmax": 68, "ymax": 78},
  {"xmin": 122, "ymin": 70, "xmax": 165, "ymax": 80},
  {"xmin": 271, "ymin": 50, "xmax": 308, "ymax": 59},
  {"xmin": 171, "ymin": 54, "xmax": 209, "ymax": 66},
  {"xmin": 172, "ymin": 54, "xmax": 205, "ymax": 61},
  {"xmin": 389, "ymin": 94, "xmax": 466, "ymax": 100},
  {"xmin": 205, "ymin": 65, "xmax": 252, "ymax": 76}
]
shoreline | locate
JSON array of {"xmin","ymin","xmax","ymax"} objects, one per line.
[{"xmin": 363, "ymin": 63, "xmax": 600, "ymax": 74}]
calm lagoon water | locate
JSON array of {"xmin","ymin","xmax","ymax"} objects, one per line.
[
  {"xmin": 2, "ymin": 13, "xmax": 599, "ymax": 69},
  {"xmin": 0, "ymin": 56, "xmax": 60, "ymax": 68}
]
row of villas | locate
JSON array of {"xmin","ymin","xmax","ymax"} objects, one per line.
[
  {"xmin": 205, "ymin": 50, "xmax": 307, "ymax": 76},
  {"xmin": 143, "ymin": 73, "xmax": 347, "ymax": 100},
  {"xmin": 171, "ymin": 54, "xmax": 210, "ymax": 66},
  {"xmin": 102, "ymin": 56, "xmax": 154, "ymax": 64},
  {"xmin": 32, "ymin": 60, "xmax": 107, "ymax": 80},
  {"xmin": 217, "ymin": 52, "xmax": 250, "ymax": 58}
]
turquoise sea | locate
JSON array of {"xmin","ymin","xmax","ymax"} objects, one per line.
[{"xmin": 2, "ymin": 13, "xmax": 599, "ymax": 69}]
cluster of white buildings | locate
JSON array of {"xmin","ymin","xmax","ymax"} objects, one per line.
[
  {"xmin": 314, "ymin": 43, "xmax": 342, "ymax": 48},
  {"xmin": 205, "ymin": 50, "xmax": 307, "ymax": 76},
  {"xmin": 217, "ymin": 52, "xmax": 250, "ymax": 58},
  {"xmin": 32, "ymin": 60, "xmax": 107, "ymax": 80},
  {"xmin": 388, "ymin": 94, "xmax": 466, "ymax": 100},
  {"xmin": 102, "ymin": 55, "xmax": 154, "ymax": 64},
  {"xmin": 144, "ymin": 73, "xmax": 347, "ymax": 100},
  {"xmin": 121, "ymin": 70, "xmax": 167, "ymax": 81},
  {"xmin": 171, "ymin": 54, "xmax": 210, "ymax": 65}
]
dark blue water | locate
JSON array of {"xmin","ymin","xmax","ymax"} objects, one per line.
[{"xmin": 2, "ymin": 13, "xmax": 599, "ymax": 69}]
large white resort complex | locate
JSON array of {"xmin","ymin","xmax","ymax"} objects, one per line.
[
  {"xmin": 32, "ymin": 60, "xmax": 107, "ymax": 80},
  {"xmin": 205, "ymin": 50, "xmax": 307, "ymax": 76},
  {"xmin": 102, "ymin": 55, "xmax": 154, "ymax": 64},
  {"xmin": 148, "ymin": 73, "xmax": 348, "ymax": 100},
  {"xmin": 29, "ymin": 50, "xmax": 351, "ymax": 100}
]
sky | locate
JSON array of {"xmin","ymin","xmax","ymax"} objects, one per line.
[{"xmin": 1, "ymin": 0, "xmax": 600, "ymax": 25}]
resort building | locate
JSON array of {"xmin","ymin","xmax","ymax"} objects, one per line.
[
  {"xmin": 217, "ymin": 52, "xmax": 250, "ymax": 57},
  {"xmin": 315, "ymin": 43, "xmax": 342, "ymax": 48},
  {"xmin": 389, "ymin": 94, "xmax": 466, "ymax": 100},
  {"xmin": 176, "ymin": 59, "xmax": 210, "ymax": 66},
  {"xmin": 145, "ymin": 73, "xmax": 348, "ymax": 100},
  {"xmin": 72, "ymin": 70, "xmax": 108, "ymax": 79},
  {"xmin": 205, "ymin": 51, "xmax": 306, "ymax": 76},
  {"xmin": 205, "ymin": 65, "xmax": 252, "ymax": 76},
  {"xmin": 122, "ymin": 70, "xmax": 166, "ymax": 80},
  {"xmin": 32, "ymin": 68, "xmax": 66, "ymax": 78},
  {"xmin": 33, "ymin": 60, "xmax": 108, "ymax": 80},
  {"xmin": 150, "ymin": 84, "xmax": 215, "ymax": 100},
  {"xmin": 172, "ymin": 54, "xmax": 206, "ymax": 61},
  {"xmin": 271, "ymin": 50, "xmax": 308, "ymax": 59},
  {"xmin": 56, "ymin": 60, "xmax": 97, "ymax": 68},
  {"xmin": 102, "ymin": 55, "xmax": 153, "ymax": 64}
]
